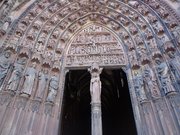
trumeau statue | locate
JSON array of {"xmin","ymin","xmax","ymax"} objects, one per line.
[
  {"xmin": 89, "ymin": 63, "xmax": 103, "ymax": 104},
  {"xmin": 0, "ymin": 51, "xmax": 12, "ymax": 88},
  {"xmin": 90, "ymin": 71, "xmax": 102, "ymax": 103},
  {"xmin": 36, "ymin": 69, "xmax": 49, "ymax": 99},
  {"xmin": 167, "ymin": 51, "xmax": 180, "ymax": 84},
  {"xmin": 133, "ymin": 71, "xmax": 147, "ymax": 102},
  {"xmin": 21, "ymin": 63, "xmax": 37, "ymax": 96},
  {"xmin": 46, "ymin": 75, "xmax": 59, "ymax": 103},
  {"xmin": 155, "ymin": 57, "xmax": 176, "ymax": 95},
  {"xmin": 143, "ymin": 64, "xmax": 161, "ymax": 98}
]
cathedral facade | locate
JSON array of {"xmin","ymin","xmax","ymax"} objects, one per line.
[{"xmin": 0, "ymin": 0, "xmax": 180, "ymax": 135}]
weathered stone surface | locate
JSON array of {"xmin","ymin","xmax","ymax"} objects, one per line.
[{"xmin": 0, "ymin": 0, "xmax": 179, "ymax": 134}]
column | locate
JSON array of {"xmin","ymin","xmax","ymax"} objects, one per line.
[{"xmin": 88, "ymin": 63, "xmax": 103, "ymax": 135}]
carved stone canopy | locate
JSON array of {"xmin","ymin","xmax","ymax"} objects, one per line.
[
  {"xmin": 52, "ymin": 60, "xmax": 61, "ymax": 73},
  {"xmin": 141, "ymin": 56, "xmax": 150, "ymax": 65},
  {"xmin": 152, "ymin": 51, "xmax": 163, "ymax": 59},
  {"xmin": 42, "ymin": 59, "xmax": 51, "ymax": 68},
  {"xmin": 5, "ymin": 45, "xmax": 16, "ymax": 53},
  {"xmin": 164, "ymin": 41, "xmax": 175, "ymax": 52},
  {"xmin": 18, "ymin": 47, "xmax": 30, "ymax": 58},
  {"xmin": 132, "ymin": 62, "xmax": 140, "ymax": 70},
  {"xmin": 31, "ymin": 53, "xmax": 41, "ymax": 63}
]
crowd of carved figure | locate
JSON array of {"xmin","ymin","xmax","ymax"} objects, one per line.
[
  {"xmin": 0, "ymin": 50, "xmax": 59, "ymax": 103},
  {"xmin": 132, "ymin": 46, "xmax": 180, "ymax": 102},
  {"xmin": 0, "ymin": 0, "xmax": 179, "ymax": 105}
]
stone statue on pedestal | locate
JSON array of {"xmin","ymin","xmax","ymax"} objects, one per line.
[
  {"xmin": 89, "ymin": 63, "xmax": 103, "ymax": 104},
  {"xmin": 21, "ymin": 63, "xmax": 37, "ymax": 96},
  {"xmin": 36, "ymin": 69, "xmax": 48, "ymax": 99},
  {"xmin": 90, "ymin": 72, "xmax": 102, "ymax": 103},
  {"xmin": 88, "ymin": 62, "xmax": 103, "ymax": 135},
  {"xmin": 134, "ymin": 71, "xmax": 147, "ymax": 102},
  {"xmin": 46, "ymin": 75, "xmax": 59, "ymax": 103},
  {"xmin": 7, "ymin": 65, "xmax": 23, "ymax": 92},
  {"xmin": 0, "ymin": 51, "xmax": 12, "ymax": 88},
  {"xmin": 155, "ymin": 58, "xmax": 176, "ymax": 95},
  {"xmin": 143, "ymin": 64, "xmax": 161, "ymax": 98},
  {"xmin": 167, "ymin": 51, "xmax": 180, "ymax": 84},
  {"xmin": 7, "ymin": 57, "xmax": 26, "ymax": 92}
]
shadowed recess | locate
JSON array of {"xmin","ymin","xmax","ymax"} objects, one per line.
[{"xmin": 60, "ymin": 69, "xmax": 137, "ymax": 135}]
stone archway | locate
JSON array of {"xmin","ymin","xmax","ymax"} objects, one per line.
[
  {"xmin": 59, "ymin": 23, "xmax": 135, "ymax": 135},
  {"xmin": 0, "ymin": 0, "xmax": 179, "ymax": 135}
]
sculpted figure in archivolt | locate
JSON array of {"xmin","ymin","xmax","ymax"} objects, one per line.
[{"xmin": 89, "ymin": 63, "xmax": 103, "ymax": 104}]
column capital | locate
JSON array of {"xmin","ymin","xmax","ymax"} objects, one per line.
[{"xmin": 88, "ymin": 62, "xmax": 103, "ymax": 74}]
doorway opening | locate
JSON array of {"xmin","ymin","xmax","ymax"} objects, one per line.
[
  {"xmin": 60, "ymin": 70, "xmax": 91, "ymax": 135},
  {"xmin": 60, "ymin": 69, "xmax": 137, "ymax": 135},
  {"xmin": 101, "ymin": 69, "xmax": 137, "ymax": 135}
]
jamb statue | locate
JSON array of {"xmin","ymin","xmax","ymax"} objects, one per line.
[
  {"xmin": 7, "ymin": 65, "xmax": 23, "ymax": 92},
  {"xmin": 133, "ymin": 71, "xmax": 147, "ymax": 102},
  {"xmin": 21, "ymin": 63, "xmax": 37, "ymax": 96},
  {"xmin": 143, "ymin": 64, "xmax": 161, "ymax": 98},
  {"xmin": 7, "ymin": 57, "xmax": 27, "ymax": 92},
  {"xmin": 155, "ymin": 57, "xmax": 176, "ymax": 95},
  {"xmin": 167, "ymin": 51, "xmax": 180, "ymax": 84},
  {"xmin": 36, "ymin": 69, "xmax": 49, "ymax": 99},
  {"xmin": 0, "ymin": 51, "xmax": 12, "ymax": 88},
  {"xmin": 46, "ymin": 75, "xmax": 59, "ymax": 103}
]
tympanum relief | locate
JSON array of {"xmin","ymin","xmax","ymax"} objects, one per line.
[{"xmin": 66, "ymin": 25, "xmax": 126, "ymax": 68}]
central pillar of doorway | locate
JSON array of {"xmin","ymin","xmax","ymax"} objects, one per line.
[{"xmin": 88, "ymin": 63, "xmax": 103, "ymax": 135}]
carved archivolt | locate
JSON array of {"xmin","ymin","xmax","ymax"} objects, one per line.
[
  {"xmin": 0, "ymin": 0, "xmax": 179, "ymax": 134},
  {"xmin": 0, "ymin": 0, "xmax": 179, "ymax": 100}
]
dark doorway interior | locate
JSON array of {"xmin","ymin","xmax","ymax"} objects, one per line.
[
  {"xmin": 60, "ymin": 69, "xmax": 137, "ymax": 135},
  {"xmin": 101, "ymin": 69, "xmax": 137, "ymax": 135}
]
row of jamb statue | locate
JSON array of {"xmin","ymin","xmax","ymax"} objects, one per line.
[
  {"xmin": 0, "ymin": 50, "xmax": 59, "ymax": 103},
  {"xmin": 133, "ymin": 50, "xmax": 180, "ymax": 102}
]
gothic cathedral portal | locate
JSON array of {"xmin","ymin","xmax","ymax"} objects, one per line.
[{"xmin": 0, "ymin": 0, "xmax": 180, "ymax": 135}]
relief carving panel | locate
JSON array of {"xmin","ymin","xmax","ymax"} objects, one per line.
[{"xmin": 65, "ymin": 25, "xmax": 126, "ymax": 67}]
